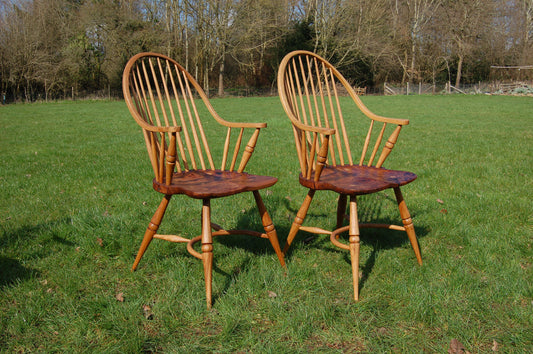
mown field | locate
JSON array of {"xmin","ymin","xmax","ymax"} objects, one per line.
[{"xmin": 0, "ymin": 95, "xmax": 531, "ymax": 352}]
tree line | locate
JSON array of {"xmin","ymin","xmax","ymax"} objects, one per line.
[{"xmin": 1, "ymin": 0, "xmax": 532, "ymax": 102}]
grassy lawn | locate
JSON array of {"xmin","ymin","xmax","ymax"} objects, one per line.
[{"xmin": 0, "ymin": 95, "xmax": 531, "ymax": 352}]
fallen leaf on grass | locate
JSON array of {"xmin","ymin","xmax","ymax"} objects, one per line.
[
  {"xmin": 448, "ymin": 338, "xmax": 466, "ymax": 354},
  {"xmin": 143, "ymin": 304, "xmax": 154, "ymax": 320},
  {"xmin": 116, "ymin": 292, "xmax": 125, "ymax": 302},
  {"xmin": 96, "ymin": 238, "xmax": 103, "ymax": 247},
  {"xmin": 376, "ymin": 327, "xmax": 389, "ymax": 336},
  {"xmin": 267, "ymin": 291, "xmax": 277, "ymax": 298},
  {"xmin": 492, "ymin": 340, "xmax": 499, "ymax": 352},
  {"xmin": 437, "ymin": 198, "xmax": 444, "ymax": 204}
]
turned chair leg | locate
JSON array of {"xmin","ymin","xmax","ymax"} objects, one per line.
[
  {"xmin": 394, "ymin": 187, "xmax": 422, "ymax": 265},
  {"xmin": 201, "ymin": 199, "xmax": 214, "ymax": 309},
  {"xmin": 253, "ymin": 191, "xmax": 285, "ymax": 267},
  {"xmin": 348, "ymin": 195, "xmax": 361, "ymax": 301},
  {"xmin": 337, "ymin": 194, "xmax": 348, "ymax": 229},
  {"xmin": 132, "ymin": 194, "xmax": 171, "ymax": 271},
  {"xmin": 283, "ymin": 189, "xmax": 316, "ymax": 254}
]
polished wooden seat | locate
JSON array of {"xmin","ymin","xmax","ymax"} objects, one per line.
[
  {"xmin": 123, "ymin": 52, "xmax": 284, "ymax": 309},
  {"xmin": 299, "ymin": 165, "xmax": 416, "ymax": 194},
  {"xmin": 153, "ymin": 170, "xmax": 277, "ymax": 198},
  {"xmin": 277, "ymin": 50, "xmax": 422, "ymax": 301}
]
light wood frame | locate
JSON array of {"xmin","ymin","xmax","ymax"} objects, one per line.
[
  {"xmin": 123, "ymin": 52, "xmax": 285, "ymax": 309},
  {"xmin": 277, "ymin": 50, "xmax": 422, "ymax": 301}
]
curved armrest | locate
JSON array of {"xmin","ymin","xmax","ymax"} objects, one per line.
[
  {"xmin": 201, "ymin": 96, "xmax": 268, "ymax": 129},
  {"xmin": 133, "ymin": 114, "xmax": 182, "ymax": 133},
  {"xmin": 292, "ymin": 119, "xmax": 336, "ymax": 136},
  {"xmin": 362, "ymin": 109, "xmax": 410, "ymax": 126},
  {"xmin": 350, "ymin": 94, "xmax": 409, "ymax": 126},
  {"xmin": 144, "ymin": 125, "xmax": 182, "ymax": 133},
  {"xmin": 217, "ymin": 119, "xmax": 267, "ymax": 129}
]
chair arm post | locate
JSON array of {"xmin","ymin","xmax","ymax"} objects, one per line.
[
  {"xmin": 237, "ymin": 128, "xmax": 261, "ymax": 173},
  {"xmin": 165, "ymin": 132, "xmax": 177, "ymax": 185},
  {"xmin": 314, "ymin": 135, "xmax": 330, "ymax": 182},
  {"xmin": 376, "ymin": 125, "xmax": 402, "ymax": 168}
]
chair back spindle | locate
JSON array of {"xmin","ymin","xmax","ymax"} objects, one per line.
[
  {"xmin": 278, "ymin": 51, "xmax": 410, "ymax": 180},
  {"xmin": 123, "ymin": 53, "xmax": 263, "ymax": 184}
]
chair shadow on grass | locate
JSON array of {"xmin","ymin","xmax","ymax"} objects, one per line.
[
  {"xmin": 143, "ymin": 194, "xmax": 290, "ymax": 305},
  {"xmin": 0, "ymin": 256, "xmax": 39, "ymax": 289},
  {"xmin": 0, "ymin": 220, "xmax": 75, "ymax": 289},
  {"xmin": 206, "ymin": 194, "xmax": 292, "ymax": 303},
  {"xmin": 148, "ymin": 191, "xmax": 428, "ymax": 304},
  {"xmin": 279, "ymin": 192, "xmax": 429, "ymax": 295}
]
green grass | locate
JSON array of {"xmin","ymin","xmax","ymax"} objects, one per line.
[{"xmin": 0, "ymin": 95, "xmax": 531, "ymax": 352}]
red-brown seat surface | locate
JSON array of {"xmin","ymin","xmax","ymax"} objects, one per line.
[
  {"xmin": 153, "ymin": 170, "xmax": 277, "ymax": 198},
  {"xmin": 300, "ymin": 166, "xmax": 416, "ymax": 195}
]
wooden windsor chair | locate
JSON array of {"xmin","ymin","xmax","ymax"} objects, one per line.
[
  {"xmin": 277, "ymin": 50, "xmax": 422, "ymax": 301},
  {"xmin": 123, "ymin": 52, "xmax": 285, "ymax": 309}
]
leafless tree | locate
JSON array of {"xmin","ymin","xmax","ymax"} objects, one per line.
[
  {"xmin": 1, "ymin": 0, "xmax": 531, "ymax": 102},
  {"xmin": 390, "ymin": 0, "xmax": 442, "ymax": 83},
  {"xmin": 436, "ymin": 0, "xmax": 494, "ymax": 86}
]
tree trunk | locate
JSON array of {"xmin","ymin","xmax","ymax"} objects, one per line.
[
  {"xmin": 218, "ymin": 61, "xmax": 224, "ymax": 97},
  {"xmin": 410, "ymin": 42, "xmax": 416, "ymax": 83},
  {"xmin": 455, "ymin": 55, "xmax": 463, "ymax": 87}
]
